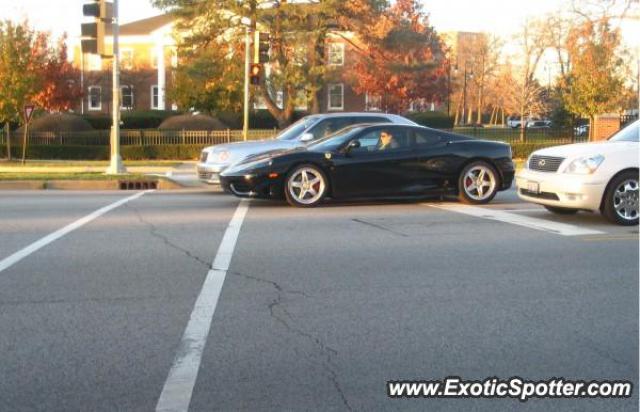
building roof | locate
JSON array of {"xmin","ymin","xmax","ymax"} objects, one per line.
[{"xmin": 107, "ymin": 14, "xmax": 175, "ymax": 36}]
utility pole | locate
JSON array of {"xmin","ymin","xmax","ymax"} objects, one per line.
[
  {"xmin": 242, "ymin": 27, "xmax": 251, "ymax": 142},
  {"xmin": 106, "ymin": 0, "xmax": 125, "ymax": 174}
]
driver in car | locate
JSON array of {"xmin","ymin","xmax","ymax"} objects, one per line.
[{"xmin": 377, "ymin": 131, "xmax": 399, "ymax": 151}]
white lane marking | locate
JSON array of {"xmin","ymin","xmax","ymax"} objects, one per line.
[
  {"xmin": 425, "ymin": 203, "xmax": 605, "ymax": 236},
  {"xmin": 156, "ymin": 200, "xmax": 249, "ymax": 412},
  {"xmin": 0, "ymin": 190, "xmax": 153, "ymax": 273}
]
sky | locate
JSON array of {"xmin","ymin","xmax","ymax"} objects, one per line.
[{"xmin": 1, "ymin": 0, "xmax": 638, "ymax": 63}]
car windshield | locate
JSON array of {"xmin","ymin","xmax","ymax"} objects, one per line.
[
  {"xmin": 306, "ymin": 125, "xmax": 367, "ymax": 151},
  {"xmin": 609, "ymin": 121, "xmax": 639, "ymax": 142},
  {"xmin": 275, "ymin": 116, "xmax": 321, "ymax": 141}
]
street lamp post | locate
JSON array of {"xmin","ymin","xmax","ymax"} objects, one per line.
[
  {"xmin": 242, "ymin": 27, "xmax": 251, "ymax": 142},
  {"xmin": 106, "ymin": 0, "xmax": 126, "ymax": 174}
]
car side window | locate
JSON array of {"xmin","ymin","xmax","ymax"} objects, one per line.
[
  {"xmin": 413, "ymin": 129, "xmax": 441, "ymax": 147},
  {"xmin": 351, "ymin": 128, "xmax": 410, "ymax": 154},
  {"xmin": 310, "ymin": 118, "xmax": 351, "ymax": 139}
]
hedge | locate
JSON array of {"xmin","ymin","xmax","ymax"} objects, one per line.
[
  {"xmin": 1, "ymin": 144, "xmax": 205, "ymax": 160},
  {"xmin": 83, "ymin": 110, "xmax": 181, "ymax": 130},
  {"xmin": 217, "ymin": 110, "xmax": 308, "ymax": 129},
  {"xmin": 405, "ymin": 111, "xmax": 455, "ymax": 129}
]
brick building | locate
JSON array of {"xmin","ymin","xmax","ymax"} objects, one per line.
[
  {"xmin": 70, "ymin": 14, "xmax": 388, "ymax": 116},
  {"xmin": 71, "ymin": 14, "xmax": 177, "ymax": 115}
]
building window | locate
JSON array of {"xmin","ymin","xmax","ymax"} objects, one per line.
[
  {"xmin": 121, "ymin": 85, "xmax": 134, "ymax": 110},
  {"xmin": 151, "ymin": 85, "xmax": 160, "ymax": 109},
  {"xmin": 87, "ymin": 54, "xmax": 101, "ymax": 71},
  {"xmin": 328, "ymin": 43, "xmax": 344, "ymax": 66},
  {"xmin": 327, "ymin": 84, "xmax": 344, "ymax": 111},
  {"xmin": 120, "ymin": 48, "xmax": 134, "ymax": 70},
  {"xmin": 365, "ymin": 93, "xmax": 382, "ymax": 112},
  {"xmin": 88, "ymin": 86, "xmax": 101, "ymax": 111}
]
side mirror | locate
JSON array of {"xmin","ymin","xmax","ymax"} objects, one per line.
[
  {"xmin": 299, "ymin": 132, "xmax": 314, "ymax": 142},
  {"xmin": 345, "ymin": 139, "xmax": 361, "ymax": 154}
]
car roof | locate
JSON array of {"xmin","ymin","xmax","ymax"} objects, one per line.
[{"xmin": 304, "ymin": 112, "xmax": 416, "ymax": 125}]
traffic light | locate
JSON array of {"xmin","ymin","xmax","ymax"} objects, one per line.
[
  {"xmin": 254, "ymin": 31, "xmax": 270, "ymax": 64},
  {"xmin": 81, "ymin": 0, "xmax": 113, "ymax": 55},
  {"xmin": 250, "ymin": 63, "xmax": 262, "ymax": 85}
]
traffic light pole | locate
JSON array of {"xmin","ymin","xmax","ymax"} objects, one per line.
[
  {"xmin": 242, "ymin": 27, "xmax": 251, "ymax": 142},
  {"xmin": 107, "ymin": 0, "xmax": 126, "ymax": 174}
]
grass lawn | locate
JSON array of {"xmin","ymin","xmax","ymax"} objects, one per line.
[{"xmin": 0, "ymin": 172, "xmax": 154, "ymax": 181}]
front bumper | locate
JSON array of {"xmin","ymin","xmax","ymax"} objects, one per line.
[
  {"xmin": 220, "ymin": 173, "xmax": 284, "ymax": 199},
  {"xmin": 196, "ymin": 162, "xmax": 228, "ymax": 184},
  {"xmin": 515, "ymin": 168, "xmax": 607, "ymax": 211}
]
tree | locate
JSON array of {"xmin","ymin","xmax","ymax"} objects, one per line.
[
  {"xmin": 152, "ymin": 0, "xmax": 358, "ymax": 127},
  {"xmin": 344, "ymin": 0, "xmax": 448, "ymax": 113},
  {"xmin": 563, "ymin": 17, "xmax": 626, "ymax": 139},
  {"xmin": 513, "ymin": 19, "xmax": 548, "ymax": 142},
  {"xmin": 34, "ymin": 36, "xmax": 83, "ymax": 112},
  {"xmin": 0, "ymin": 20, "xmax": 46, "ymax": 160}
]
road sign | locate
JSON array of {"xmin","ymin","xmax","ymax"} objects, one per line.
[{"xmin": 23, "ymin": 105, "xmax": 35, "ymax": 123}]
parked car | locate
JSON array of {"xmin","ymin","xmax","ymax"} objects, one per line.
[
  {"xmin": 574, "ymin": 124, "xmax": 589, "ymax": 137},
  {"xmin": 220, "ymin": 123, "xmax": 515, "ymax": 207},
  {"xmin": 516, "ymin": 120, "xmax": 639, "ymax": 225},
  {"xmin": 196, "ymin": 113, "xmax": 416, "ymax": 184},
  {"xmin": 526, "ymin": 120, "xmax": 551, "ymax": 129}
]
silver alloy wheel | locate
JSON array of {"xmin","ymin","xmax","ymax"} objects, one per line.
[
  {"xmin": 613, "ymin": 178, "xmax": 639, "ymax": 221},
  {"xmin": 288, "ymin": 167, "xmax": 326, "ymax": 205},
  {"xmin": 463, "ymin": 165, "xmax": 496, "ymax": 201}
]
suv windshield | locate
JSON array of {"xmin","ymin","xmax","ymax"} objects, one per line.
[
  {"xmin": 609, "ymin": 120, "xmax": 639, "ymax": 142},
  {"xmin": 276, "ymin": 116, "xmax": 321, "ymax": 141}
]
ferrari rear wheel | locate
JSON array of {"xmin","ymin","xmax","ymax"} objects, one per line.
[
  {"xmin": 458, "ymin": 161, "xmax": 499, "ymax": 204},
  {"xmin": 284, "ymin": 164, "xmax": 328, "ymax": 207}
]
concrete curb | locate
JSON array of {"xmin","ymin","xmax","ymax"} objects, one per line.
[{"xmin": 0, "ymin": 177, "xmax": 191, "ymax": 191}]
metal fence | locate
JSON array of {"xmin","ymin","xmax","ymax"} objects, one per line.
[
  {"xmin": 0, "ymin": 126, "xmax": 591, "ymax": 147},
  {"xmin": 0, "ymin": 129, "xmax": 278, "ymax": 146},
  {"xmin": 450, "ymin": 126, "xmax": 588, "ymax": 144}
]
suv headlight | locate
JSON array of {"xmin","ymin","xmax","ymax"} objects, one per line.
[{"xmin": 564, "ymin": 154, "xmax": 604, "ymax": 174}]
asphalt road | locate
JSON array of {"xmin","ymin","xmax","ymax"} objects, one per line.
[{"xmin": 0, "ymin": 188, "xmax": 637, "ymax": 411}]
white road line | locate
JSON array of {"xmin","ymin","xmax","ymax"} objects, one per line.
[
  {"xmin": 156, "ymin": 200, "xmax": 249, "ymax": 412},
  {"xmin": 0, "ymin": 190, "xmax": 153, "ymax": 273},
  {"xmin": 425, "ymin": 203, "xmax": 605, "ymax": 236}
]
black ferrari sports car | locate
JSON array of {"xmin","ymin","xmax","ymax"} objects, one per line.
[{"xmin": 220, "ymin": 124, "xmax": 514, "ymax": 207}]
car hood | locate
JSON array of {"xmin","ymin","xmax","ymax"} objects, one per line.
[
  {"xmin": 532, "ymin": 141, "xmax": 637, "ymax": 159},
  {"xmin": 203, "ymin": 139, "xmax": 299, "ymax": 164}
]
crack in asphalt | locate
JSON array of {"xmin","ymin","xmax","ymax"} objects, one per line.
[
  {"xmin": 351, "ymin": 218, "xmax": 409, "ymax": 237},
  {"xmin": 265, "ymin": 286, "xmax": 352, "ymax": 411},
  {"xmin": 225, "ymin": 269, "xmax": 351, "ymax": 410},
  {"xmin": 129, "ymin": 205, "xmax": 216, "ymax": 272},
  {"xmin": 129, "ymin": 205, "xmax": 351, "ymax": 410}
]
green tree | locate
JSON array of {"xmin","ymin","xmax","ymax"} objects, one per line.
[
  {"xmin": 563, "ymin": 17, "xmax": 626, "ymax": 139},
  {"xmin": 0, "ymin": 20, "xmax": 46, "ymax": 160},
  {"xmin": 152, "ymin": 0, "xmax": 386, "ymax": 126}
]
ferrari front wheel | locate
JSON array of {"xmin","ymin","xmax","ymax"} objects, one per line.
[{"xmin": 284, "ymin": 164, "xmax": 328, "ymax": 207}]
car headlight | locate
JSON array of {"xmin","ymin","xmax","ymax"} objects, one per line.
[
  {"xmin": 217, "ymin": 150, "xmax": 230, "ymax": 162},
  {"xmin": 564, "ymin": 154, "xmax": 604, "ymax": 174}
]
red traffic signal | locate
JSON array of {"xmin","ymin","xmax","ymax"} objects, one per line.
[{"xmin": 250, "ymin": 63, "xmax": 262, "ymax": 85}]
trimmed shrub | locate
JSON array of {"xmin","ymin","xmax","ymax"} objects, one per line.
[
  {"xmin": 217, "ymin": 110, "xmax": 308, "ymax": 129},
  {"xmin": 83, "ymin": 110, "xmax": 181, "ymax": 130},
  {"xmin": 405, "ymin": 111, "xmax": 454, "ymax": 129}
]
